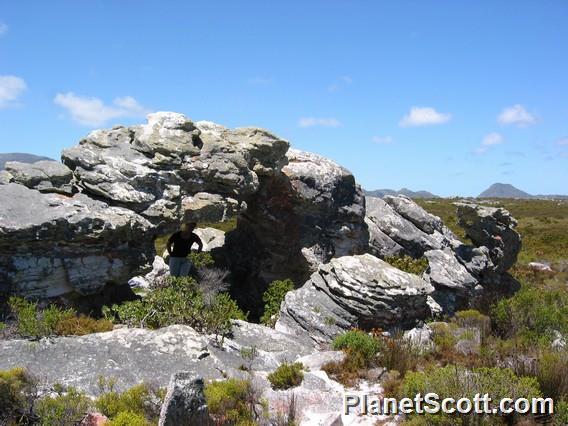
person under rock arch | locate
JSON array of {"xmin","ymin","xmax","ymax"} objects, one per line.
[{"xmin": 166, "ymin": 222, "xmax": 203, "ymax": 277}]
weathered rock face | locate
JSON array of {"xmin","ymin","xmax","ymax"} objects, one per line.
[
  {"xmin": 4, "ymin": 160, "xmax": 74, "ymax": 195},
  {"xmin": 224, "ymin": 149, "xmax": 368, "ymax": 316},
  {"xmin": 159, "ymin": 374, "xmax": 209, "ymax": 426},
  {"xmin": 364, "ymin": 195, "xmax": 521, "ymax": 314},
  {"xmin": 276, "ymin": 254, "xmax": 434, "ymax": 343},
  {"xmin": 455, "ymin": 202, "xmax": 521, "ymax": 273},
  {"xmin": 2, "ymin": 112, "xmax": 369, "ymax": 301},
  {"xmin": 0, "ymin": 183, "xmax": 154, "ymax": 298},
  {"xmin": 0, "ymin": 321, "xmax": 315, "ymax": 395},
  {"xmin": 61, "ymin": 113, "xmax": 288, "ymax": 233}
]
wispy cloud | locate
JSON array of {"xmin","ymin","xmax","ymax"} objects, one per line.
[
  {"xmin": 399, "ymin": 106, "xmax": 451, "ymax": 127},
  {"xmin": 0, "ymin": 75, "xmax": 27, "ymax": 108},
  {"xmin": 0, "ymin": 22, "xmax": 8, "ymax": 36},
  {"xmin": 474, "ymin": 132, "xmax": 504, "ymax": 154},
  {"xmin": 328, "ymin": 75, "xmax": 352, "ymax": 92},
  {"xmin": 298, "ymin": 117, "xmax": 342, "ymax": 128},
  {"xmin": 372, "ymin": 136, "xmax": 393, "ymax": 144},
  {"xmin": 556, "ymin": 138, "xmax": 568, "ymax": 146},
  {"xmin": 54, "ymin": 92, "xmax": 149, "ymax": 126},
  {"xmin": 497, "ymin": 104, "xmax": 536, "ymax": 127}
]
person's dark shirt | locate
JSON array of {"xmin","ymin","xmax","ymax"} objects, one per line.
[{"xmin": 167, "ymin": 232, "xmax": 203, "ymax": 257}]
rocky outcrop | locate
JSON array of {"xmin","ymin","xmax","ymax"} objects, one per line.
[
  {"xmin": 159, "ymin": 374, "xmax": 209, "ymax": 426},
  {"xmin": 365, "ymin": 196, "xmax": 460, "ymax": 258},
  {"xmin": 2, "ymin": 112, "xmax": 369, "ymax": 303},
  {"xmin": 276, "ymin": 254, "xmax": 434, "ymax": 343},
  {"xmin": 0, "ymin": 183, "xmax": 154, "ymax": 298},
  {"xmin": 224, "ymin": 149, "xmax": 368, "ymax": 316},
  {"xmin": 364, "ymin": 195, "xmax": 521, "ymax": 314},
  {"xmin": 455, "ymin": 202, "xmax": 521, "ymax": 273}
]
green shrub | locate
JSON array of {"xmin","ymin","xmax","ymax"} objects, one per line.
[
  {"xmin": 260, "ymin": 279, "xmax": 294, "ymax": 326},
  {"xmin": 430, "ymin": 322, "xmax": 458, "ymax": 354},
  {"xmin": 378, "ymin": 333, "xmax": 420, "ymax": 377},
  {"xmin": 104, "ymin": 276, "xmax": 246, "ymax": 339},
  {"xmin": 9, "ymin": 297, "xmax": 76, "ymax": 338},
  {"xmin": 189, "ymin": 251, "xmax": 215, "ymax": 269},
  {"xmin": 332, "ymin": 330, "xmax": 381, "ymax": 365},
  {"xmin": 267, "ymin": 362, "xmax": 304, "ymax": 390},
  {"xmin": 35, "ymin": 387, "xmax": 91, "ymax": 426},
  {"xmin": 205, "ymin": 378, "xmax": 262, "ymax": 424},
  {"xmin": 401, "ymin": 365, "xmax": 542, "ymax": 423},
  {"xmin": 108, "ymin": 411, "xmax": 150, "ymax": 426},
  {"xmin": 0, "ymin": 368, "xmax": 37, "ymax": 423},
  {"xmin": 95, "ymin": 382, "xmax": 163, "ymax": 422},
  {"xmin": 491, "ymin": 282, "xmax": 568, "ymax": 343},
  {"xmin": 384, "ymin": 255, "xmax": 429, "ymax": 275}
]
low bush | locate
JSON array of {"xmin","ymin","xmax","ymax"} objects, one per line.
[
  {"xmin": 95, "ymin": 381, "xmax": 163, "ymax": 423},
  {"xmin": 260, "ymin": 279, "xmax": 294, "ymax": 326},
  {"xmin": 454, "ymin": 309, "xmax": 491, "ymax": 340},
  {"xmin": 8, "ymin": 297, "xmax": 75, "ymax": 338},
  {"xmin": 205, "ymin": 378, "xmax": 265, "ymax": 424},
  {"xmin": 8, "ymin": 297, "xmax": 112, "ymax": 338},
  {"xmin": 35, "ymin": 386, "xmax": 91, "ymax": 426},
  {"xmin": 108, "ymin": 411, "xmax": 150, "ymax": 426},
  {"xmin": 267, "ymin": 362, "xmax": 304, "ymax": 390},
  {"xmin": 491, "ymin": 281, "xmax": 568, "ymax": 343},
  {"xmin": 384, "ymin": 255, "xmax": 429, "ymax": 275},
  {"xmin": 332, "ymin": 330, "xmax": 381, "ymax": 366},
  {"xmin": 54, "ymin": 314, "xmax": 114, "ymax": 336},
  {"xmin": 401, "ymin": 365, "xmax": 542, "ymax": 424},
  {"xmin": 0, "ymin": 367, "xmax": 38, "ymax": 424},
  {"xmin": 104, "ymin": 276, "xmax": 246, "ymax": 340},
  {"xmin": 378, "ymin": 333, "xmax": 420, "ymax": 377}
]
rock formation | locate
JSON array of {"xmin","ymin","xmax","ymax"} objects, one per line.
[
  {"xmin": 276, "ymin": 254, "xmax": 434, "ymax": 343},
  {"xmin": 1, "ymin": 113, "xmax": 366, "ymax": 304}
]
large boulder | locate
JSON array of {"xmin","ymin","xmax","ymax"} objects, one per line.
[
  {"xmin": 0, "ymin": 183, "xmax": 154, "ymax": 298},
  {"xmin": 455, "ymin": 202, "xmax": 521, "ymax": 273},
  {"xmin": 276, "ymin": 254, "xmax": 434, "ymax": 343}
]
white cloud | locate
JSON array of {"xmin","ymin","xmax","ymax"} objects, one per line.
[
  {"xmin": 0, "ymin": 22, "xmax": 8, "ymax": 36},
  {"xmin": 54, "ymin": 92, "xmax": 149, "ymax": 126},
  {"xmin": 475, "ymin": 132, "xmax": 504, "ymax": 154},
  {"xmin": 298, "ymin": 117, "xmax": 342, "ymax": 128},
  {"xmin": 556, "ymin": 138, "xmax": 568, "ymax": 146},
  {"xmin": 399, "ymin": 106, "xmax": 451, "ymax": 127},
  {"xmin": 0, "ymin": 75, "xmax": 27, "ymax": 108},
  {"xmin": 482, "ymin": 132, "xmax": 503, "ymax": 146},
  {"xmin": 372, "ymin": 136, "xmax": 393, "ymax": 144},
  {"xmin": 497, "ymin": 104, "xmax": 536, "ymax": 127}
]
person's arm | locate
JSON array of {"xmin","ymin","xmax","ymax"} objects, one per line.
[
  {"xmin": 167, "ymin": 234, "xmax": 175, "ymax": 256},
  {"xmin": 194, "ymin": 234, "xmax": 203, "ymax": 253}
]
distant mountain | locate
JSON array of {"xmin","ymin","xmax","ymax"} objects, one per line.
[
  {"xmin": 0, "ymin": 153, "xmax": 53, "ymax": 170},
  {"xmin": 478, "ymin": 183, "xmax": 533, "ymax": 199},
  {"xmin": 365, "ymin": 188, "xmax": 439, "ymax": 199}
]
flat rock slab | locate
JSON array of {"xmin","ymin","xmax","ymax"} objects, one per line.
[{"xmin": 0, "ymin": 322, "xmax": 315, "ymax": 395}]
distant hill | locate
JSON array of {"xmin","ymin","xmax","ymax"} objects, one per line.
[
  {"xmin": 365, "ymin": 188, "xmax": 439, "ymax": 199},
  {"xmin": 478, "ymin": 183, "xmax": 533, "ymax": 199},
  {"xmin": 478, "ymin": 183, "xmax": 568, "ymax": 200},
  {"xmin": 0, "ymin": 153, "xmax": 53, "ymax": 170}
]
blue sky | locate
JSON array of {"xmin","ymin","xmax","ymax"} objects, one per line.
[{"xmin": 1, "ymin": 1, "xmax": 567, "ymax": 197}]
